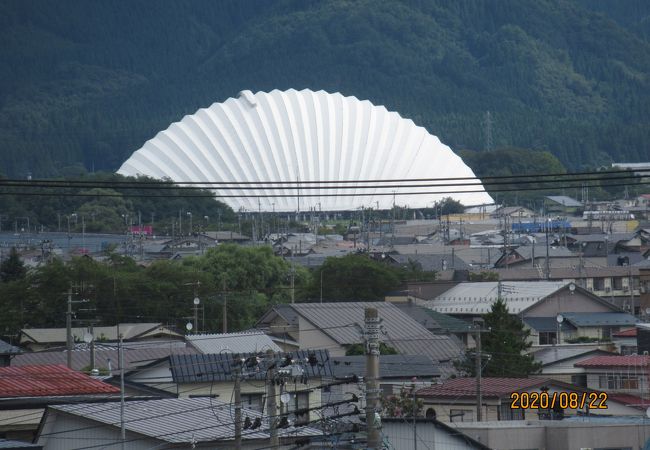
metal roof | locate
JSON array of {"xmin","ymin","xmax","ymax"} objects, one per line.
[
  {"xmin": 20, "ymin": 323, "xmax": 181, "ymax": 344},
  {"xmin": 531, "ymin": 347, "xmax": 612, "ymax": 366},
  {"xmin": 524, "ymin": 317, "xmax": 576, "ymax": 333},
  {"xmin": 575, "ymin": 355, "xmax": 650, "ymax": 368},
  {"xmin": 389, "ymin": 253, "xmax": 470, "ymax": 271},
  {"xmin": 417, "ymin": 377, "xmax": 551, "ymax": 398},
  {"xmin": 170, "ymin": 349, "xmax": 333, "ymax": 383},
  {"xmin": 395, "ymin": 304, "xmax": 472, "ymax": 333},
  {"xmin": 0, "ymin": 440, "xmax": 42, "ymax": 449},
  {"xmin": 545, "ymin": 195, "xmax": 582, "ymax": 207},
  {"xmin": 289, "ymin": 302, "xmax": 464, "ymax": 363},
  {"xmin": 561, "ymin": 312, "xmax": 638, "ymax": 327},
  {"xmin": 427, "ymin": 281, "xmax": 569, "ymax": 315},
  {"xmin": 49, "ymin": 397, "xmax": 321, "ymax": 443},
  {"xmin": 0, "ymin": 365, "xmax": 120, "ymax": 397},
  {"xmin": 186, "ymin": 330, "xmax": 281, "ymax": 354},
  {"xmin": 331, "ymin": 355, "xmax": 440, "ymax": 379},
  {"xmin": 11, "ymin": 344, "xmax": 197, "ymax": 373}
]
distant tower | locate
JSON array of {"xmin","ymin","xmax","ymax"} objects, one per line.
[{"xmin": 484, "ymin": 111, "xmax": 493, "ymax": 152}]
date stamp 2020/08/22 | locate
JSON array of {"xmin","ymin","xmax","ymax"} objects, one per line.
[{"xmin": 510, "ymin": 391, "xmax": 608, "ymax": 410}]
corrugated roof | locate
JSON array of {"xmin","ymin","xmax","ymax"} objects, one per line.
[
  {"xmin": 575, "ymin": 355, "xmax": 650, "ymax": 368},
  {"xmin": 289, "ymin": 302, "xmax": 464, "ymax": 363},
  {"xmin": 11, "ymin": 344, "xmax": 197, "ymax": 373},
  {"xmin": 331, "ymin": 355, "xmax": 440, "ymax": 379},
  {"xmin": 20, "ymin": 323, "xmax": 180, "ymax": 344},
  {"xmin": 0, "ymin": 365, "xmax": 120, "ymax": 397},
  {"xmin": 187, "ymin": 331, "xmax": 281, "ymax": 354},
  {"xmin": 389, "ymin": 253, "xmax": 470, "ymax": 271},
  {"xmin": 545, "ymin": 195, "xmax": 582, "ymax": 207},
  {"xmin": 0, "ymin": 440, "xmax": 42, "ymax": 449},
  {"xmin": 561, "ymin": 312, "xmax": 638, "ymax": 327},
  {"xmin": 417, "ymin": 377, "xmax": 550, "ymax": 398},
  {"xmin": 170, "ymin": 350, "xmax": 333, "ymax": 383},
  {"xmin": 427, "ymin": 281, "xmax": 568, "ymax": 314},
  {"xmin": 49, "ymin": 397, "xmax": 321, "ymax": 443}
]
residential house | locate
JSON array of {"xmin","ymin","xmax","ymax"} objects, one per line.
[
  {"xmin": 19, "ymin": 323, "xmax": 183, "ymax": 352},
  {"xmin": 125, "ymin": 350, "xmax": 335, "ymax": 424},
  {"xmin": 612, "ymin": 327, "xmax": 638, "ymax": 354},
  {"xmin": 426, "ymin": 281, "xmax": 621, "ymax": 320},
  {"xmin": 416, "ymin": 377, "xmax": 642, "ymax": 423},
  {"xmin": 575, "ymin": 355, "xmax": 650, "ymax": 399},
  {"xmin": 531, "ymin": 346, "xmax": 614, "ymax": 385},
  {"xmin": 494, "ymin": 245, "xmax": 603, "ymax": 270},
  {"xmin": 0, "ymin": 365, "xmax": 120, "ymax": 442},
  {"xmin": 256, "ymin": 302, "xmax": 465, "ymax": 376},
  {"xmin": 36, "ymin": 397, "xmax": 322, "ymax": 450},
  {"xmin": 545, "ymin": 195, "xmax": 582, "ymax": 215},
  {"xmin": 387, "ymin": 253, "xmax": 470, "ymax": 272},
  {"xmin": 525, "ymin": 312, "xmax": 637, "ymax": 346}
]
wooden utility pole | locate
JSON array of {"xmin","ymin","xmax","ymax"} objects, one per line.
[
  {"xmin": 267, "ymin": 350, "xmax": 279, "ymax": 448},
  {"xmin": 365, "ymin": 307, "xmax": 381, "ymax": 449}
]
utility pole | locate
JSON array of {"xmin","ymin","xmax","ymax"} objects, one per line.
[
  {"xmin": 66, "ymin": 287, "xmax": 73, "ymax": 368},
  {"xmin": 234, "ymin": 358, "xmax": 242, "ymax": 450},
  {"xmin": 222, "ymin": 280, "xmax": 228, "ymax": 333},
  {"xmin": 119, "ymin": 328, "xmax": 125, "ymax": 450},
  {"xmin": 365, "ymin": 307, "xmax": 381, "ymax": 449},
  {"xmin": 267, "ymin": 350, "xmax": 279, "ymax": 448},
  {"xmin": 474, "ymin": 321, "xmax": 484, "ymax": 422}
]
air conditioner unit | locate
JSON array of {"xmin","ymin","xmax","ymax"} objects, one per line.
[{"xmin": 641, "ymin": 286, "xmax": 647, "ymax": 294}]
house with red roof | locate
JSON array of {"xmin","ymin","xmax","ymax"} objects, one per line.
[
  {"xmin": 0, "ymin": 365, "xmax": 120, "ymax": 442},
  {"xmin": 575, "ymin": 355, "xmax": 650, "ymax": 398},
  {"xmin": 416, "ymin": 376, "xmax": 643, "ymax": 423}
]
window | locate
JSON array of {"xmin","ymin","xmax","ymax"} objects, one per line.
[
  {"xmin": 450, "ymin": 409, "xmax": 473, "ymax": 422},
  {"xmin": 571, "ymin": 374, "xmax": 587, "ymax": 387},
  {"xmin": 498, "ymin": 404, "xmax": 525, "ymax": 420},
  {"xmin": 425, "ymin": 408, "xmax": 436, "ymax": 419},
  {"xmin": 598, "ymin": 374, "xmax": 643, "ymax": 390},
  {"xmin": 242, "ymin": 393, "xmax": 264, "ymax": 411},
  {"xmin": 538, "ymin": 331, "xmax": 557, "ymax": 345}
]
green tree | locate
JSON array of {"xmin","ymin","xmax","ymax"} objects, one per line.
[
  {"xmin": 306, "ymin": 254, "xmax": 401, "ymax": 302},
  {"xmin": 345, "ymin": 342, "xmax": 398, "ymax": 356},
  {"xmin": 0, "ymin": 248, "xmax": 26, "ymax": 283},
  {"xmin": 457, "ymin": 298, "xmax": 541, "ymax": 377}
]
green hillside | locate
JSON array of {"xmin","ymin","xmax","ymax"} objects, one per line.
[{"xmin": 0, "ymin": 0, "xmax": 649, "ymax": 178}]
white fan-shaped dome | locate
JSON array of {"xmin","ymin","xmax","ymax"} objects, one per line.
[{"xmin": 117, "ymin": 89, "xmax": 493, "ymax": 212}]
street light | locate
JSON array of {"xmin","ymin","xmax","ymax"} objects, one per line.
[{"xmin": 187, "ymin": 212, "xmax": 192, "ymax": 236}]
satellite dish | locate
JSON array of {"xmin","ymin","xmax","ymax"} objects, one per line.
[
  {"xmin": 82, "ymin": 332, "xmax": 94, "ymax": 344},
  {"xmin": 193, "ymin": 297, "xmax": 200, "ymax": 305},
  {"xmin": 280, "ymin": 393, "xmax": 291, "ymax": 404},
  {"xmin": 569, "ymin": 282, "xmax": 576, "ymax": 292},
  {"xmin": 645, "ymin": 308, "xmax": 650, "ymax": 315},
  {"xmin": 646, "ymin": 406, "xmax": 650, "ymax": 419},
  {"xmin": 556, "ymin": 314, "xmax": 564, "ymax": 324},
  {"xmin": 185, "ymin": 322, "xmax": 193, "ymax": 331}
]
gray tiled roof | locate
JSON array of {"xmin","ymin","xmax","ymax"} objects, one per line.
[
  {"xmin": 49, "ymin": 397, "xmax": 320, "ymax": 443},
  {"xmin": 186, "ymin": 331, "xmax": 281, "ymax": 354},
  {"xmin": 170, "ymin": 349, "xmax": 333, "ymax": 383},
  {"xmin": 20, "ymin": 323, "xmax": 180, "ymax": 344},
  {"xmin": 0, "ymin": 440, "xmax": 41, "ymax": 449},
  {"xmin": 331, "ymin": 354, "xmax": 440, "ymax": 379},
  {"xmin": 290, "ymin": 302, "xmax": 464, "ymax": 363}
]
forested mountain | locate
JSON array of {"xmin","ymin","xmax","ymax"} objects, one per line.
[{"xmin": 1, "ymin": 0, "xmax": 649, "ymax": 178}]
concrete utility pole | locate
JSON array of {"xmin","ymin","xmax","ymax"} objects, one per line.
[
  {"xmin": 266, "ymin": 350, "xmax": 279, "ymax": 448},
  {"xmin": 119, "ymin": 328, "xmax": 125, "ymax": 450},
  {"xmin": 476, "ymin": 326, "xmax": 482, "ymax": 421},
  {"xmin": 234, "ymin": 359, "xmax": 242, "ymax": 450},
  {"xmin": 365, "ymin": 307, "xmax": 381, "ymax": 449},
  {"xmin": 66, "ymin": 287, "xmax": 73, "ymax": 368}
]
